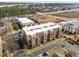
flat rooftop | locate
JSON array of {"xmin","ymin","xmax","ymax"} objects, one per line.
[
  {"xmin": 23, "ymin": 22, "xmax": 61, "ymax": 35},
  {"xmin": 17, "ymin": 17, "xmax": 34, "ymax": 24},
  {"xmin": 30, "ymin": 14, "xmax": 66, "ymax": 23}
]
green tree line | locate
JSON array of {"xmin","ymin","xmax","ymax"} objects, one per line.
[{"xmin": 0, "ymin": 6, "xmax": 36, "ymax": 17}]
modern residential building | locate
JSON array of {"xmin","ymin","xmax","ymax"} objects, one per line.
[
  {"xmin": 62, "ymin": 19, "xmax": 79, "ymax": 34},
  {"xmin": 22, "ymin": 22, "xmax": 62, "ymax": 48},
  {"xmin": 17, "ymin": 17, "xmax": 35, "ymax": 28}
]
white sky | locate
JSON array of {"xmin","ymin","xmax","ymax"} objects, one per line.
[{"xmin": 0, "ymin": 0, "xmax": 79, "ymax": 3}]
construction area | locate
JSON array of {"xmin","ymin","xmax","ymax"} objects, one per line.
[
  {"xmin": 29, "ymin": 14, "xmax": 69, "ymax": 24},
  {"xmin": 51, "ymin": 10, "xmax": 79, "ymax": 18},
  {"xmin": 0, "ymin": 10, "xmax": 79, "ymax": 57}
]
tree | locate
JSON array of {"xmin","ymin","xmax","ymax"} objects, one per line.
[{"xmin": 0, "ymin": 6, "xmax": 36, "ymax": 17}]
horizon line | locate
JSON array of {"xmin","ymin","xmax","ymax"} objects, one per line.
[{"xmin": 0, "ymin": 1, "xmax": 79, "ymax": 3}]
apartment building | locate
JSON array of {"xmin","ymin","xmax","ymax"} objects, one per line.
[
  {"xmin": 62, "ymin": 19, "xmax": 79, "ymax": 34},
  {"xmin": 22, "ymin": 22, "xmax": 62, "ymax": 48},
  {"xmin": 17, "ymin": 17, "xmax": 35, "ymax": 28}
]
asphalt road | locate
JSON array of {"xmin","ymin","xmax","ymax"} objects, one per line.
[
  {"xmin": 29, "ymin": 40, "xmax": 65, "ymax": 57},
  {"xmin": 14, "ymin": 39, "xmax": 65, "ymax": 57},
  {"xmin": 64, "ymin": 41, "xmax": 79, "ymax": 57},
  {"xmin": 37, "ymin": 8, "xmax": 79, "ymax": 15},
  {"xmin": 14, "ymin": 39, "xmax": 79, "ymax": 57}
]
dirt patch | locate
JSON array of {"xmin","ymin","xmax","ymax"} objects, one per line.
[{"xmin": 51, "ymin": 11, "xmax": 79, "ymax": 18}]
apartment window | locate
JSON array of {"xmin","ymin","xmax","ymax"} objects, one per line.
[
  {"xmin": 49, "ymin": 25, "xmax": 54, "ymax": 27},
  {"xmin": 43, "ymin": 26, "xmax": 48, "ymax": 28}
]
